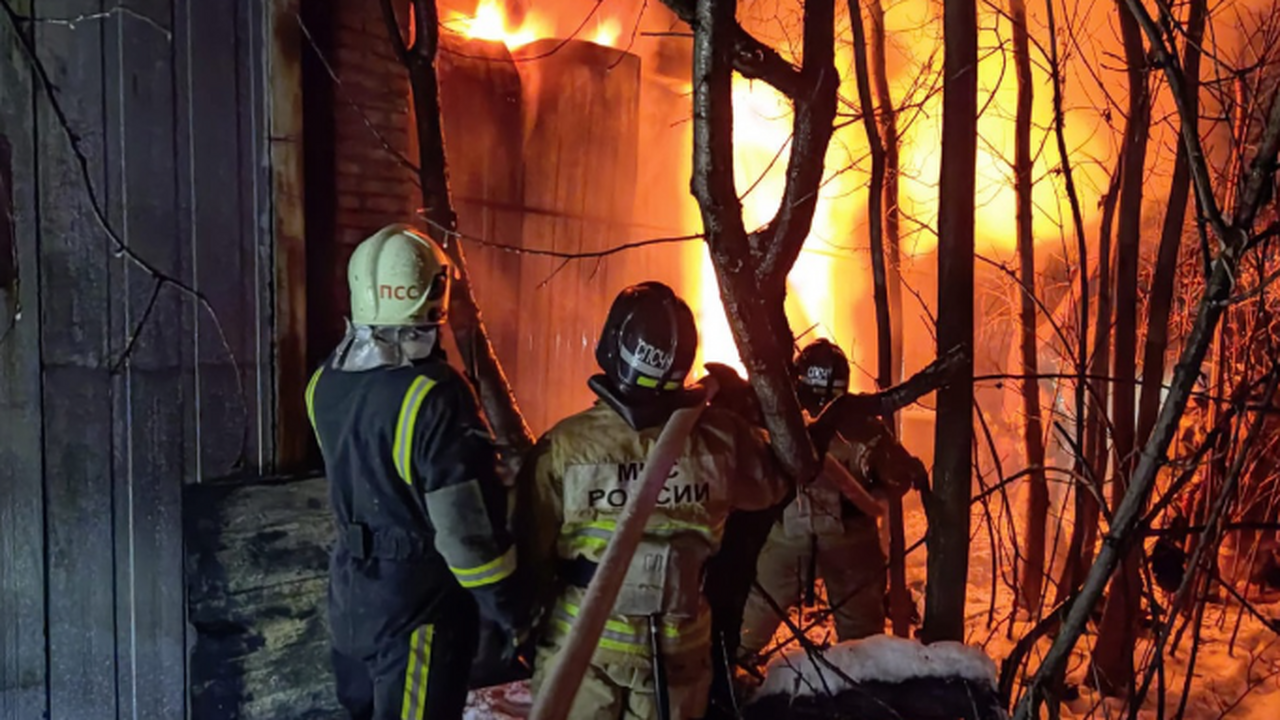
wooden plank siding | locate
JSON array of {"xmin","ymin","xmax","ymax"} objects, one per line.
[
  {"xmin": 1, "ymin": 0, "xmax": 282, "ymax": 716},
  {"xmin": 0, "ymin": 3, "xmax": 46, "ymax": 718}
]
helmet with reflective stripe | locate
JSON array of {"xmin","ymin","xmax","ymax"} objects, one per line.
[
  {"xmin": 595, "ymin": 281, "xmax": 698, "ymax": 395},
  {"xmin": 348, "ymin": 224, "xmax": 451, "ymax": 326},
  {"xmin": 795, "ymin": 338, "xmax": 850, "ymax": 414}
]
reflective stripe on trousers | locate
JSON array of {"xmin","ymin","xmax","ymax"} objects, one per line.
[{"xmin": 401, "ymin": 624, "xmax": 434, "ymax": 720}]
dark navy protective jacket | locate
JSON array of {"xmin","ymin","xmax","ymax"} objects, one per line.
[{"xmin": 306, "ymin": 353, "xmax": 524, "ymax": 655}]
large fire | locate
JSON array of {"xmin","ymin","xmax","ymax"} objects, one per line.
[
  {"xmin": 687, "ymin": 77, "xmax": 863, "ymax": 378},
  {"xmin": 443, "ymin": 0, "xmax": 1128, "ymax": 387}
]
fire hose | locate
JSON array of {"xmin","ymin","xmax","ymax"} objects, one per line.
[
  {"xmin": 822, "ymin": 453, "xmax": 887, "ymax": 518},
  {"xmin": 528, "ymin": 376, "xmax": 720, "ymax": 720}
]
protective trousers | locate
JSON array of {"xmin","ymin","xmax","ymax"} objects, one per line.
[
  {"xmin": 738, "ymin": 514, "xmax": 885, "ymax": 657},
  {"xmin": 329, "ymin": 548, "xmax": 479, "ymax": 720},
  {"xmin": 531, "ymin": 639, "xmax": 712, "ymax": 720}
]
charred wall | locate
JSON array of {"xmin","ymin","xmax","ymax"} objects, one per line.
[{"xmin": 0, "ymin": 1, "xmax": 283, "ymax": 717}]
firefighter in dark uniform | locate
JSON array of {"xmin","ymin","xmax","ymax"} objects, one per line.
[
  {"xmin": 307, "ymin": 224, "xmax": 526, "ymax": 720},
  {"xmin": 516, "ymin": 282, "xmax": 790, "ymax": 720}
]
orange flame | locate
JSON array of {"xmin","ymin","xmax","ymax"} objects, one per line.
[
  {"xmin": 687, "ymin": 77, "xmax": 862, "ymax": 378},
  {"xmin": 444, "ymin": 0, "xmax": 548, "ymax": 49},
  {"xmin": 590, "ymin": 17, "xmax": 623, "ymax": 48}
]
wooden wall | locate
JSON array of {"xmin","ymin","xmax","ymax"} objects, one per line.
[{"xmin": 0, "ymin": 1, "xmax": 285, "ymax": 717}]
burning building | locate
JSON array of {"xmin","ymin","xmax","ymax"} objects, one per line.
[{"xmin": 5, "ymin": 0, "xmax": 1280, "ymax": 717}]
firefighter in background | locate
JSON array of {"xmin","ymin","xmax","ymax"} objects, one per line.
[
  {"xmin": 307, "ymin": 224, "xmax": 526, "ymax": 720},
  {"xmin": 738, "ymin": 339, "xmax": 924, "ymax": 659},
  {"xmin": 517, "ymin": 281, "xmax": 790, "ymax": 720}
]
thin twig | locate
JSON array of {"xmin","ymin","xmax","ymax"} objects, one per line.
[
  {"xmin": 0, "ymin": 0, "xmax": 247, "ymax": 467},
  {"xmin": 417, "ymin": 213, "xmax": 703, "ymax": 259},
  {"xmin": 16, "ymin": 4, "xmax": 172, "ymax": 39},
  {"xmin": 294, "ymin": 11, "xmax": 422, "ymax": 178},
  {"xmin": 607, "ymin": 0, "xmax": 647, "ymax": 70},
  {"xmin": 111, "ymin": 278, "xmax": 164, "ymax": 374}
]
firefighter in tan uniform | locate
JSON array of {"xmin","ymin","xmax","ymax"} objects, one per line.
[
  {"xmin": 738, "ymin": 339, "xmax": 924, "ymax": 658},
  {"xmin": 517, "ymin": 282, "xmax": 790, "ymax": 720}
]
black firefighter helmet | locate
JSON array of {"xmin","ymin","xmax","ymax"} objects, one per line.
[
  {"xmin": 590, "ymin": 281, "xmax": 702, "ymax": 429},
  {"xmin": 794, "ymin": 338, "xmax": 850, "ymax": 415}
]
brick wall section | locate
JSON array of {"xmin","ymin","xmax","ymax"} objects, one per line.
[
  {"xmin": 331, "ymin": 2, "xmax": 417, "ymax": 250},
  {"xmin": 305, "ymin": 0, "xmax": 420, "ymax": 358}
]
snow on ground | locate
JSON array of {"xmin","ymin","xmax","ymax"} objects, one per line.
[
  {"xmin": 941, "ymin": 493, "xmax": 1280, "ymax": 720},
  {"xmin": 465, "ymin": 681, "xmax": 528, "ymax": 720},
  {"xmin": 755, "ymin": 634, "xmax": 999, "ymax": 698},
  {"xmin": 462, "ymin": 493, "xmax": 1280, "ymax": 718}
]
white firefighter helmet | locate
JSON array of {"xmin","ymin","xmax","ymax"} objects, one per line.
[{"xmin": 348, "ymin": 224, "xmax": 451, "ymax": 326}]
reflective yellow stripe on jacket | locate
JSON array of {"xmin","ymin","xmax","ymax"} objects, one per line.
[
  {"xmin": 550, "ymin": 600, "xmax": 711, "ymax": 655},
  {"xmin": 450, "ymin": 545, "xmax": 517, "ymax": 588},
  {"xmin": 393, "ymin": 377, "xmax": 438, "ymax": 485},
  {"xmin": 561, "ymin": 519, "xmax": 724, "ymax": 558},
  {"xmin": 305, "ymin": 367, "xmax": 324, "ymax": 451}
]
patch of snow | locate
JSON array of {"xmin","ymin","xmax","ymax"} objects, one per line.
[
  {"xmin": 464, "ymin": 681, "xmax": 529, "ymax": 720},
  {"xmin": 756, "ymin": 634, "xmax": 999, "ymax": 699}
]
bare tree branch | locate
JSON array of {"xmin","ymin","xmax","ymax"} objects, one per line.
[
  {"xmin": 0, "ymin": 0, "xmax": 247, "ymax": 467},
  {"xmin": 660, "ymin": 0, "xmax": 803, "ymax": 98},
  {"xmin": 1013, "ymin": 82, "xmax": 1280, "ymax": 719},
  {"xmin": 690, "ymin": 0, "xmax": 835, "ymax": 482},
  {"xmin": 297, "ymin": 11, "xmax": 422, "ymax": 178},
  {"xmin": 388, "ymin": 0, "xmax": 534, "ymax": 454}
]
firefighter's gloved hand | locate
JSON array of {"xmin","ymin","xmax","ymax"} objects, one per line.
[
  {"xmin": 501, "ymin": 625, "xmax": 536, "ymax": 673},
  {"xmin": 493, "ymin": 444, "xmax": 523, "ymax": 489}
]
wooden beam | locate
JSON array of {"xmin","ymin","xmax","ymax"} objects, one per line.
[{"xmin": 270, "ymin": 0, "xmax": 310, "ymax": 472}]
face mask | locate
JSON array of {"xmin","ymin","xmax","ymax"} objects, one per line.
[{"xmin": 332, "ymin": 321, "xmax": 439, "ymax": 372}]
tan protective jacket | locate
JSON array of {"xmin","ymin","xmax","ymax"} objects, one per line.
[
  {"xmin": 781, "ymin": 414, "xmax": 923, "ymax": 537},
  {"xmin": 518, "ymin": 401, "xmax": 789, "ymax": 671},
  {"xmin": 827, "ymin": 415, "xmax": 925, "ymax": 496}
]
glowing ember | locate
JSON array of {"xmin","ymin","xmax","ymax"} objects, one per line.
[
  {"xmin": 590, "ymin": 17, "xmax": 623, "ymax": 48},
  {"xmin": 444, "ymin": 0, "xmax": 546, "ymax": 49}
]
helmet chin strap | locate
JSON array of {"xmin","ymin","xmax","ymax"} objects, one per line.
[{"xmin": 332, "ymin": 320, "xmax": 440, "ymax": 371}]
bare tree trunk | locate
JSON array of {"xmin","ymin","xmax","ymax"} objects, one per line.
[
  {"xmin": 867, "ymin": 0, "xmax": 903, "ymax": 391},
  {"xmin": 1089, "ymin": 0, "xmax": 1151, "ymax": 694},
  {"xmin": 1042, "ymin": 0, "xmax": 1108, "ymax": 605},
  {"xmin": 866, "ymin": 0, "xmax": 912, "ymax": 637},
  {"xmin": 1079, "ymin": 210, "xmax": 1116, "ymax": 572},
  {"xmin": 689, "ymin": 0, "xmax": 837, "ymax": 482},
  {"xmin": 922, "ymin": 0, "xmax": 978, "ymax": 644},
  {"xmin": 1013, "ymin": 10, "xmax": 1280, "ymax": 712},
  {"xmin": 1010, "ymin": 0, "xmax": 1048, "ymax": 612},
  {"xmin": 1057, "ymin": 180, "xmax": 1117, "ymax": 600},
  {"xmin": 847, "ymin": 0, "xmax": 912, "ymax": 638},
  {"xmin": 383, "ymin": 0, "xmax": 534, "ymax": 454},
  {"xmin": 1135, "ymin": 0, "xmax": 1205, "ymax": 452}
]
